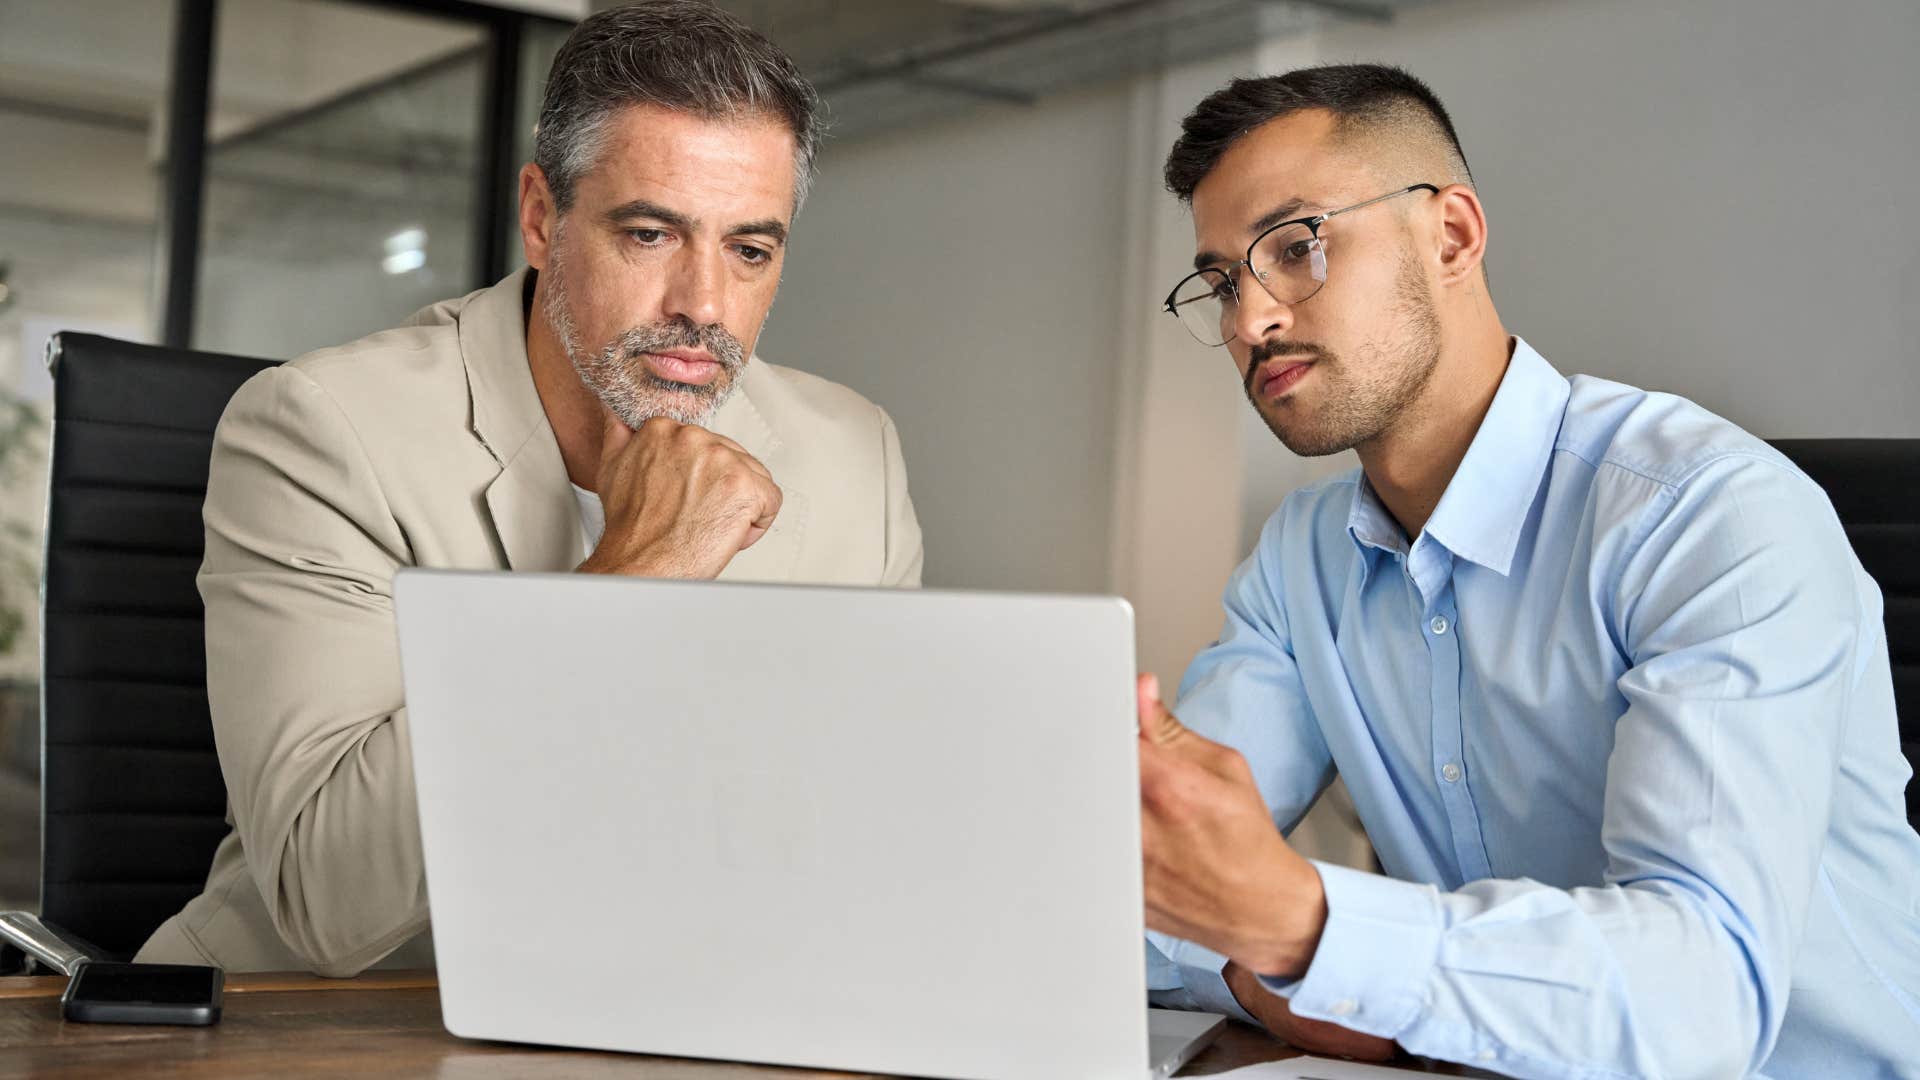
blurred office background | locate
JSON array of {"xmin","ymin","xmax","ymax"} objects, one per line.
[{"xmin": 2, "ymin": 0, "xmax": 1916, "ymax": 911}]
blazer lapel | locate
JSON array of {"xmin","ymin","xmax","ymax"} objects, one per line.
[
  {"xmin": 483, "ymin": 432, "xmax": 582, "ymax": 572},
  {"xmin": 459, "ymin": 270, "xmax": 585, "ymax": 572}
]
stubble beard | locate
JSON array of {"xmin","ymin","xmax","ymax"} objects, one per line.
[{"xmin": 1247, "ymin": 244, "xmax": 1442, "ymax": 458}]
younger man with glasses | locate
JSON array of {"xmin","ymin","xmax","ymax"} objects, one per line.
[{"xmin": 1140, "ymin": 65, "xmax": 1918, "ymax": 1077}]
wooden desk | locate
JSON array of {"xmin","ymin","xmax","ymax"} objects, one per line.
[{"xmin": 0, "ymin": 971, "xmax": 1450, "ymax": 1078}]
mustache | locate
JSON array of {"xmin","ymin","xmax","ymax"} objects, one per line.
[
  {"xmin": 606, "ymin": 319, "xmax": 746, "ymax": 370},
  {"xmin": 1244, "ymin": 340, "xmax": 1333, "ymax": 396}
]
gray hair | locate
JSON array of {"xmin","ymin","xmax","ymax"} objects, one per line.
[{"xmin": 533, "ymin": 1, "xmax": 825, "ymax": 214}]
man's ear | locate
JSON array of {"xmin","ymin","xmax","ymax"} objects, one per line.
[
  {"xmin": 1432, "ymin": 183, "xmax": 1488, "ymax": 287},
  {"xmin": 519, "ymin": 163, "xmax": 558, "ymax": 270}
]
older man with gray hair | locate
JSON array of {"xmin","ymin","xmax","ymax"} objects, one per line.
[{"xmin": 137, "ymin": 1, "xmax": 923, "ymax": 975}]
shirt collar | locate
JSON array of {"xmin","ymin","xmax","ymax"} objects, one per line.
[
  {"xmin": 1423, "ymin": 337, "xmax": 1569, "ymax": 575},
  {"xmin": 1345, "ymin": 337, "xmax": 1569, "ymax": 578},
  {"xmin": 1346, "ymin": 474, "xmax": 1407, "ymax": 558}
]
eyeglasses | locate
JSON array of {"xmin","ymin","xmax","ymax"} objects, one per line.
[{"xmin": 1162, "ymin": 183, "xmax": 1439, "ymax": 347}]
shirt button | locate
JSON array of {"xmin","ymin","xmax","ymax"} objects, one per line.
[
  {"xmin": 1429, "ymin": 615, "xmax": 1449, "ymax": 635},
  {"xmin": 1479, "ymin": 1049, "xmax": 1497, "ymax": 1062},
  {"xmin": 1441, "ymin": 762, "xmax": 1462, "ymax": 783},
  {"xmin": 1329, "ymin": 999, "xmax": 1358, "ymax": 1017}
]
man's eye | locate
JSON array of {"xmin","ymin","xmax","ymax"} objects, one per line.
[
  {"xmin": 734, "ymin": 244, "xmax": 772, "ymax": 264},
  {"xmin": 627, "ymin": 228, "xmax": 669, "ymax": 245},
  {"xmin": 1280, "ymin": 239, "xmax": 1315, "ymax": 262}
]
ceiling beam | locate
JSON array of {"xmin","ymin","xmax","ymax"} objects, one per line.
[
  {"xmin": 813, "ymin": 0, "xmax": 1175, "ymax": 96},
  {"xmin": 1280, "ymin": 0, "xmax": 1396, "ymax": 23}
]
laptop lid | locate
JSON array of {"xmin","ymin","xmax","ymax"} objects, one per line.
[{"xmin": 396, "ymin": 570, "xmax": 1150, "ymax": 1080}]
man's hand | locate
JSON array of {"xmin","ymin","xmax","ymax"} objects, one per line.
[
  {"xmin": 577, "ymin": 409, "xmax": 782, "ymax": 579},
  {"xmin": 1139, "ymin": 675, "xmax": 1394, "ymax": 1055},
  {"xmin": 1137, "ymin": 673, "xmax": 1326, "ymax": 978},
  {"xmin": 1223, "ymin": 961, "xmax": 1399, "ymax": 1062}
]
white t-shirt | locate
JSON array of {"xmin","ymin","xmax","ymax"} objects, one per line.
[{"xmin": 572, "ymin": 482, "xmax": 604, "ymax": 559}]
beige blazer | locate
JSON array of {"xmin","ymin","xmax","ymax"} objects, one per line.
[{"xmin": 136, "ymin": 270, "xmax": 923, "ymax": 975}]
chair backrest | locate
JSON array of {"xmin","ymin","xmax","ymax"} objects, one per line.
[
  {"xmin": 1770, "ymin": 439, "xmax": 1920, "ymax": 827},
  {"xmin": 41, "ymin": 332, "xmax": 278, "ymax": 958}
]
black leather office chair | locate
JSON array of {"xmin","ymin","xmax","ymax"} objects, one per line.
[
  {"xmin": 16, "ymin": 332, "xmax": 278, "ymax": 966},
  {"xmin": 1771, "ymin": 439, "xmax": 1920, "ymax": 827}
]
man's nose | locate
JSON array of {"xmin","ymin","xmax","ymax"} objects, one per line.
[
  {"xmin": 1230, "ymin": 265, "xmax": 1292, "ymax": 347},
  {"xmin": 661, "ymin": 246, "xmax": 726, "ymax": 329}
]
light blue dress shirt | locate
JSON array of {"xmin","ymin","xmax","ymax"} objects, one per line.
[{"xmin": 1147, "ymin": 339, "xmax": 1920, "ymax": 1078}]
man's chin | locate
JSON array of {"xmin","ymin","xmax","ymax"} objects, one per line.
[
  {"xmin": 1277, "ymin": 436, "xmax": 1350, "ymax": 458},
  {"xmin": 622, "ymin": 401, "xmax": 714, "ymax": 428},
  {"xmin": 1263, "ymin": 412, "xmax": 1353, "ymax": 458},
  {"xmin": 612, "ymin": 380, "xmax": 732, "ymax": 428}
]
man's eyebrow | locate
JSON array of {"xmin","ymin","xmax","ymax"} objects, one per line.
[
  {"xmin": 601, "ymin": 201, "xmax": 787, "ymax": 245},
  {"xmin": 603, "ymin": 199, "xmax": 694, "ymax": 230},
  {"xmin": 729, "ymin": 218, "xmax": 788, "ymax": 244},
  {"xmin": 1249, "ymin": 196, "xmax": 1321, "ymax": 236},
  {"xmin": 1191, "ymin": 196, "xmax": 1326, "ymax": 270}
]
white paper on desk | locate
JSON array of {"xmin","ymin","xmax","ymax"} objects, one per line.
[{"xmin": 1211, "ymin": 1055, "xmax": 1446, "ymax": 1078}]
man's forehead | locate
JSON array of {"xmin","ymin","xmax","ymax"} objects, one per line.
[
  {"xmin": 579, "ymin": 103, "xmax": 796, "ymax": 218},
  {"xmin": 1191, "ymin": 112, "xmax": 1357, "ymax": 228}
]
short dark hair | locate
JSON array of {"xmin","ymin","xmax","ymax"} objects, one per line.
[
  {"xmin": 533, "ymin": 1, "xmax": 825, "ymax": 213},
  {"xmin": 1163, "ymin": 63, "xmax": 1471, "ymax": 202}
]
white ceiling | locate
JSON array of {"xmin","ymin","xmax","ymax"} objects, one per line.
[
  {"xmin": 0, "ymin": 0, "xmax": 484, "ymax": 138},
  {"xmin": 0, "ymin": 0, "xmax": 488, "ymax": 226}
]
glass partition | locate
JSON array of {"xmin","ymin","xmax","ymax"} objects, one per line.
[{"xmin": 192, "ymin": 0, "xmax": 486, "ymax": 359}]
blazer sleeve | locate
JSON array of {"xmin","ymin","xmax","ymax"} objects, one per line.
[
  {"xmin": 877, "ymin": 406, "xmax": 924, "ymax": 588},
  {"xmin": 197, "ymin": 364, "xmax": 426, "ymax": 976}
]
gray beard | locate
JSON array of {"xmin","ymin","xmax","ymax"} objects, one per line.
[{"xmin": 542, "ymin": 256, "xmax": 747, "ymax": 429}]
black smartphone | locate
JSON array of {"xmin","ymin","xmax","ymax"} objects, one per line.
[{"xmin": 61, "ymin": 962, "xmax": 223, "ymax": 1026}]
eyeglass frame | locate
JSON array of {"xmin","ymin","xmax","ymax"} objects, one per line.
[{"xmin": 1162, "ymin": 183, "xmax": 1440, "ymax": 346}]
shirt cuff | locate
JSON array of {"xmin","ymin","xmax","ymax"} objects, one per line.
[
  {"xmin": 1256, "ymin": 860, "xmax": 1442, "ymax": 1038},
  {"xmin": 1145, "ymin": 931, "xmax": 1258, "ymax": 1025}
]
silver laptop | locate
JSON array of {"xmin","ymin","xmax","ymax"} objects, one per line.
[{"xmin": 395, "ymin": 570, "xmax": 1225, "ymax": 1080}]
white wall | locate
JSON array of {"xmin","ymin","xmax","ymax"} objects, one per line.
[
  {"xmin": 1110, "ymin": 45, "xmax": 1285, "ymax": 691},
  {"xmin": 761, "ymin": 80, "xmax": 1139, "ymax": 597},
  {"xmin": 757, "ymin": 44, "xmax": 1288, "ymax": 690},
  {"xmin": 1241, "ymin": 0, "xmax": 1920, "ymax": 534},
  {"xmin": 1338, "ymin": 0, "xmax": 1920, "ymax": 437}
]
